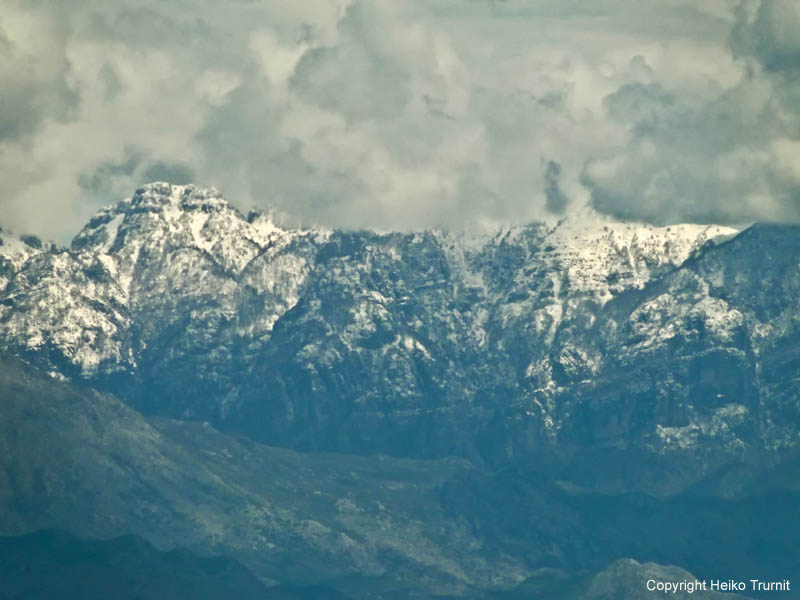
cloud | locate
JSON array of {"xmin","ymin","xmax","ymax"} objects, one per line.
[
  {"xmin": 543, "ymin": 160, "xmax": 568, "ymax": 215},
  {"xmin": 582, "ymin": 0, "xmax": 800, "ymax": 225},
  {"xmin": 731, "ymin": 0, "xmax": 800, "ymax": 74},
  {"xmin": 0, "ymin": 7, "xmax": 78, "ymax": 142},
  {"xmin": 1, "ymin": 0, "xmax": 799, "ymax": 241}
]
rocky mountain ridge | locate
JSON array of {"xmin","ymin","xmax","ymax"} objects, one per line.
[
  {"xmin": 2, "ymin": 183, "xmax": 797, "ymax": 495},
  {"xmin": 0, "ymin": 183, "xmax": 733, "ymax": 378}
]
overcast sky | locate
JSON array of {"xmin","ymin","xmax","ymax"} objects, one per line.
[{"xmin": 1, "ymin": 0, "xmax": 799, "ymax": 240}]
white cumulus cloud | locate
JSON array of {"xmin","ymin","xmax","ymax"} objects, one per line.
[{"xmin": 1, "ymin": 0, "xmax": 798, "ymax": 240}]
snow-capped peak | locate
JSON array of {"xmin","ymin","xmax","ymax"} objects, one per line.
[
  {"xmin": 72, "ymin": 182, "xmax": 308, "ymax": 276},
  {"xmin": 542, "ymin": 206, "xmax": 739, "ymax": 298}
]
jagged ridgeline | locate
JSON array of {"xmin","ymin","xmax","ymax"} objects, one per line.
[{"xmin": 1, "ymin": 183, "xmax": 799, "ymax": 496}]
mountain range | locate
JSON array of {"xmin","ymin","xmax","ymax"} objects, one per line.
[{"xmin": 1, "ymin": 182, "xmax": 797, "ymax": 597}]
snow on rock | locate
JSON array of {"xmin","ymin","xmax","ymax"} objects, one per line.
[
  {"xmin": 0, "ymin": 249, "xmax": 131, "ymax": 376},
  {"xmin": 0, "ymin": 184, "xmax": 744, "ymax": 385},
  {"xmin": 0, "ymin": 227, "xmax": 50, "ymax": 292},
  {"xmin": 1, "ymin": 183, "xmax": 325, "ymax": 377},
  {"xmin": 541, "ymin": 206, "xmax": 738, "ymax": 300},
  {"xmin": 6, "ymin": 182, "xmax": 784, "ymax": 472},
  {"xmin": 5, "ymin": 183, "xmax": 800, "ymax": 498}
]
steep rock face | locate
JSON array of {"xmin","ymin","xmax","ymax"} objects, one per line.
[
  {"xmin": 523, "ymin": 225, "xmax": 800, "ymax": 494},
  {"xmin": 4, "ymin": 182, "xmax": 797, "ymax": 494}
]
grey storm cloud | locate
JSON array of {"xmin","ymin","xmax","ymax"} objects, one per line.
[
  {"xmin": 0, "ymin": 14, "xmax": 78, "ymax": 142},
  {"xmin": 1, "ymin": 0, "xmax": 799, "ymax": 241},
  {"xmin": 731, "ymin": 0, "xmax": 800, "ymax": 74},
  {"xmin": 543, "ymin": 160, "xmax": 567, "ymax": 215},
  {"xmin": 582, "ymin": 0, "xmax": 800, "ymax": 225}
]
